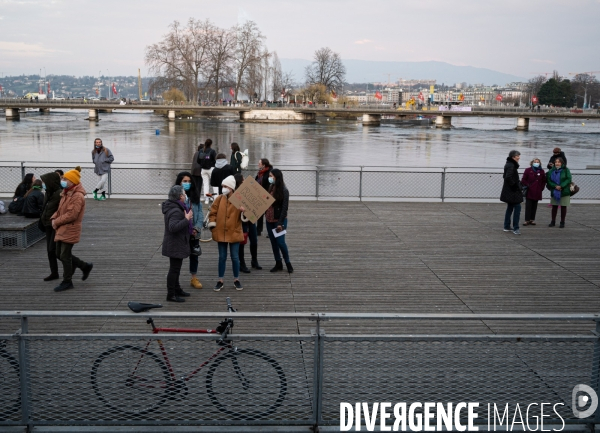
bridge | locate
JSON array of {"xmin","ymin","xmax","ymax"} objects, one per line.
[{"xmin": 1, "ymin": 98, "xmax": 599, "ymax": 130}]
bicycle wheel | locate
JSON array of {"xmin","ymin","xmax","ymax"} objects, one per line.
[
  {"xmin": 91, "ymin": 345, "xmax": 170, "ymax": 416},
  {"xmin": 0, "ymin": 343, "xmax": 21, "ymax": 420},
  {"xmin": 206, "ymin": 348, "xmax": 287, "ymax": 420}
]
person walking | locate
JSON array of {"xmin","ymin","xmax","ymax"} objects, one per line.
[
  {"xmin": 547, "ymin": 157, "xmax": 572, "ymax": 228},
  {"xmin": 39, "ymin": 171, "xmax": 63, "ymax": 281},
  {"xmin": 230, "ymin": 142, "xmax": 243, "ymax": 174},
  {"xmin": 521, "ymin": 158, "xmax": 546, "ymax": 226},
  {"xmin": 21, "ymin": 179, "xmax": 45, "ymax": 218},
  {"xmin": 255, "ymin": 158, "xmax": 273, "ymax": 237},
  {"xmin": 547, "ymin": 147, "xmax": 567, "ymax": 170},
  {"xmin": 191, "ymin": 144, "xmax": 204, "ymax": 197},
  {"xmin": 210, "ymin": 153, "xmax": 236, "ymax": 195},
  {"xmin": 198, "ymin": 139, "xmax": 217, "ymax": 203},
  {"xmin": 265, "ymin": 169, "xmax": 293, "ymax": 273},
  {"xmin": 175, "ymin": 171, "xmax": 203, "ymax": 290},
  {"xmin": 51, "ymin": 166, "xmax": 94, "ymax": 292},
  {"xmin": 208, "ymin": 175, "xmax": 247, "ymax": 292},
  {"xmin": 161, "ymin": 185, "xmax": 193, "ymax": 302},
  {"xmin": 500, "ymin": 150, "xmax": 523, "ymax": 235},
  {"xmin": 92, "ymin": 138, "xmax": 114, "ymax": 200}
]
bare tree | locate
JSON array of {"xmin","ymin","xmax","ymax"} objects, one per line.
[
  {"xmin": 145, "ymin": 19, "xmax": 213, "ymax": 104},
  {"xmin": 233, "ymin": 21, "xmax": 264, "ymax": 100},
  {"xmin": 206, "ymin": 26, "xmax": 236, "ymax": 101},
  {"xmin": 305, "ymin": 47, "xmax": 346, "ymax": 92},
  {"xmin": 526, "ymin": 75, "xmax": 546, "ymax": 103},
  {"xmin": 271, "ymin": 52, "xmax": 283, "ymax": 100},
  {"xmin": 571, "ymin": 73, "xmax": 600, "ymax": 108}
]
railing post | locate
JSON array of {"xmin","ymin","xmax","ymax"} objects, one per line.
[
  {"xmin": 315, "ymin": 168, "xmax": 320, "ymax": 200},
  {"xmin": 359, "ymin": 166, "xmax": 363, "ymax": 201},
  {"xmin": 312, "ymin": 315, "xmax": 325, "ymax": 429},
  {"xmin": 441, "ymin": 167, "xmax": 446, "ymax": 202},
  {"xmin": 108, "ymin": 170, "xmax": 112, "ymax": 196},
  {"xmin": 20, "ymin": 161, "xmax": 25, "ymax": 180},
  {"xmin": 18, "ymin": 316, "xmax": 31, "ymax": 429},
  {"xmin": 591, "ymin": 320, "xmax": 600, "ymax": 424}
]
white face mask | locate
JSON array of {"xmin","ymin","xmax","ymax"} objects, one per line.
[{"xmin": 222, "ymin": 187, "xmax": 231, "ymax": 195}]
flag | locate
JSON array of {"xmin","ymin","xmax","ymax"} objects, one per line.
[
  {"xmin": 0, "ymin": 85, "xmax": 3, "ymax": 92},
  {"xmin": 112, "ymin": 83, "xmax": 118, "ymax": 95},
  {"xmin": 532, "ymin": 95, "xmax": 538, "ymax": 104},
  {"xmin": 375, "ymin": 91, "xmax": 382, "ymax": 100},
  {"xmin": 229, "ymin": 87, "xmax": 235, "ymax": 97},
  {"xmin": 418, "ymin": 92, "xmax": 424, "ymax": 101},
  {"xmin": 496, "ymin": 94, "xmax": 503, "ymax": 102}
]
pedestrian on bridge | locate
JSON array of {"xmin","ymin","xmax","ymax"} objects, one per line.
[
  {"xmin": 547, "ymin": 158, "xmax": 572, "ymax": 228},
  {"xmin": 500, "ymin": 150, "xmax": 523, "ymax": 235},
  {"xmin": 51, "ymin": 166, "xmax": 94, "ymax": 292},
  {"xmin": 266, "ymin": 169, "xmax": 293, "ymax": 273},
  {"xmin": 92, "ymin": 138, "xmax": 114, "ymax": 200},
  {"xmin": 197, "ymin": 139, "xmax": 217, "ymax": 203},
  {"xmin": 39, "ymin": 170, "xmax": 63, "ymax": 282},
  {"xmin": 521, "ymin": 158, "xmax": 546, "ymax": 226}
]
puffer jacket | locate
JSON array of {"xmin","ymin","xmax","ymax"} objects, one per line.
[
  {"xmin": 40, "ymin": 172, "xmax": 63, "ymax": 227},
  {"xmin": 500, "ymin": 157, "xmax": 523, "ymax": 204},
  {"xmin": 51, "ymin": 183, "xmax": 87, "ymax": 244},
  {"xmin": 161, "ymin": 199, "xmax": 191, "ymax": 259},
  {"xmin": 208, "ymin": 194, "xmax": 246, "ymax": 243},
  {"xmin": 92, "ymin": 147, "xmax": 114, "ymax": 175}
]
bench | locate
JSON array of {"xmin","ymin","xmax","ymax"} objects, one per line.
[{"xmin": 0, "ymin": 211, "xmax": 45, "ymax": 249}]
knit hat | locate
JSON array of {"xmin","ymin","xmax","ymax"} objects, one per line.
[
  {"xmin": 63, "ymin": 166, "xmax": 82, "ymax": 185},
  {"xmin": 221, "ymin": 175, "xmax": 236, "ymax": 191}
]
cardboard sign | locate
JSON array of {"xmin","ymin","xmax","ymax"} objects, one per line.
[{"xmin": 228, "ymin": 176, "xmax": 275, "ymax": 224}]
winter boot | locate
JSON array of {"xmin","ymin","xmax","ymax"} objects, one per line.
[
  {"xmin": 270, "ymin": 261, "xmax": 283, "ymax": 272},
  {"xmin": 250, "ymin": 244, "xmax": 262, "ymax": 269},
  {"xmin": 166, "ymin": 288, "xmax": 185, "ymax": 303},
  {"xmin": 285, "ymin": 262, "xmax": 294, "ymax": 273},
  {"xmin": 190, "ymin": 277, "xmax": 203, "ymax": 289}
]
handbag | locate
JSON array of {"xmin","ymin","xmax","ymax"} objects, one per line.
[
  {"xmin": 190, "ymin": 235, "xmax": 201, "ymax": 256},
  {"xmin": 569, "ymin": 182, "xmax": 580, "ymax": 197},
  {"xmin": 240, "ymin": 232, "xmax": 248, "ymax": 245},
  {"xmin": 521, "ymin": 184, "xmax": 528, "ymax": 196}
]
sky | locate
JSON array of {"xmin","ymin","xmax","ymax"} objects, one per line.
[{"xmin": 0, "ymin": 0, "xmax": 599, "ymax": 80}]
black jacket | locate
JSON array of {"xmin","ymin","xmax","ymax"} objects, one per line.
[
  {"xmin": 198, "ymin": 148, "xmax": 217, "ymax": 170},
  {"xmin": 271, "ymin": 186, "xmax": 290, "ymax": 225},
  {"xmin": 230, "ymin": 152, "xmax": 243, "ymax": 174},
  {"xmin": 40, "ymin": 172, "xmax": 63, "ymax": 227},
  {"xmin": 21, "ymin": 188, "xmax": 44, "ymax": 217},
  {"xmin": 500, "ymin": 157, "xmax": 523, "ymax": 204},
  {"xmin": 161, "ymin": 200, "xmax": 191, "ymax": 259},
  {"xmin": 547, "ymin": 152, "xmax": 567, "ymax": 170},
  {"xmin": 210, "ymin": 164, "xmax": 236, "ymax": 194}
]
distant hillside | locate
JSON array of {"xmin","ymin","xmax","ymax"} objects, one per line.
[{"xmin": 280, "ymin": 59, "xmax": 525, "ymax": 86}]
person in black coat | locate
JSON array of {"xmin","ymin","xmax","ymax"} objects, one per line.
[
  {"xmin": 40, "ymin": 171, "xmax": 63, "ymax": 281},
  {"xmin": 210, "ymin": 153, "xmax": 236, "ymax": 195},
  {"xmin": 255, "ymin": 158, "xmax": 273, "ymax": 236},
  {"xmin": 500, "ymin": 150, "xmax": 524, "ymax": 235},
  {"xmin": 22, "ymin": 179, "xmax": 45, "ymax": 218},
  {"xmin": 9, "ymin": 173, "xmax": 35, "ymax": 214},
  {"xmin": 230, "ymin": 142, "xmax": 243, "ymax": 174},
  {"xmin": 162, "ymin": 185, "xmax": 193, "ymax": 303},
  {"xmin": 265, "ymin": 169, "xmax": 293, "ymax": 273},
  {"xmin": 547, "ymin": 147, "xmax": 567, "ymax": 170}
]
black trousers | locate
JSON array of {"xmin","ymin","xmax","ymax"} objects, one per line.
[
  {"xmin": 167, "ymin": 257, "xmax": 183, "ymax": 293},
  {"xmin": 56, "ymin": 241, "xmax": 87, "ymax": 283},
  {"xmin": 45, "ymin": 226, "xmax": 59, "ymax": 276},
  {"xmin": 525, "ymin": 198, "xmax": 539, "ymax": 221}
]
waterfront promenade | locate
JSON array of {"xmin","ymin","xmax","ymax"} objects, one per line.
[{"xmin": 0, "ymin": 199, "xmax": 599, "ymax": 334}]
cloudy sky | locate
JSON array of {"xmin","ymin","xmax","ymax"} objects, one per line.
[{"xmin": 1, "ymin": 0, "xmax": 598, "ymax": 79}]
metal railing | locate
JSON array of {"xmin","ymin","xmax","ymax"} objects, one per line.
[
  {"xmin": 1, "ymin": 162, "xmax": 599, "ymax": 202},
  {"xmin": 0, "ymin": 310, "xmax": 599, "ymax": 430}
]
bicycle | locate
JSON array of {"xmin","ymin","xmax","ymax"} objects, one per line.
[
  {"xmin": 90, "ymin": 298, "xmax": 287, "ymax": 419},
  {"xmin": 198, "ymin": 192, "xmax": 215, "ymax": 243},
  {"xmin": 0, "ymin": 339, "xmax": 20, "ymax": 420}
]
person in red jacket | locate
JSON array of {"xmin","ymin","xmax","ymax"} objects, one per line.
[{"xmin": 521, "ymin": 158, "xmax": 546, "ymax": 226}]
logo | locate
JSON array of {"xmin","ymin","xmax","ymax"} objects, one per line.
[{"xmin": 572, "ymin": 384, "xmax": 598, "ymax": 418}]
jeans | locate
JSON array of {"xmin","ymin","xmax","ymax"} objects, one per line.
[
  {"xmin": 167, "ymin": 257, "xmax": 183, "ymax": 290},
  {"xmin": 45, "ymin": 226, "xmax": 58, "ymax": 275},
  {"xmin": 266, "ymin": 219, "xmax": 290, "ymax": 263},
  {"xmin": 504, "ymin": 203, "xmax": 521, "ymax": 230},
  {"xmin": 525, "ymin": 199, "xmax": 539, "ymax": 221},
  {"xmin": 218, "ymin": 242, "xmax": 240, "ymax": 279},
  {"xmin": 55, "ymin": 241, "xmax": 87, "ymax": 283}
]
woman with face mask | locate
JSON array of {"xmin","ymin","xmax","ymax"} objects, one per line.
[
  {"xmin": 91, "ymin": 138, "xmax": 114, "ymax": 201},
  {"xmin": 521, "ymin": 158, "xmax": 546, "ymax": 226},
  {"xmin": 208, "ymin": 175, "xmax": 248, "ymax": 292},
  {"xmin": 546, "ymin": 157, "xmax": 572, "ymax": 228},
  {"xmin": 265, "ymin": 169, "xmax": 293, "ymax": 273},
  {"xmin": 175, "ymin": 171, "xmax": 204, "ymax": 290}
]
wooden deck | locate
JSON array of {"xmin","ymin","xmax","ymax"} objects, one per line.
[{"xmin": 0, "ymin": 199, "xmax": 599, "ymax": 335}]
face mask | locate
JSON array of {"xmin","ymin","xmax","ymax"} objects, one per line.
[
  {"xmin": 532, "ymin": 163, "xmax": 540, "ymax": 168},
  {"xmin": 95, "ymin": 145, "xmax": 101, "ymax": 149},
  {"xmin": 268, "ymin": 177, "xmax": 275, "ymax": 184},
  {"xmin": 222, "ymin": 187, "xmax": 231, "ymax": 195},
  {"xmin": 182, "ymin": 182, "xmax": 191, "ymax": 191},
  {"xmin": 42, "ymin": 183, "xmax": 46, "ymax": 190},
  {"xmin": 60, "ymin": 180, "xmax": 68, "ymax": 188}
]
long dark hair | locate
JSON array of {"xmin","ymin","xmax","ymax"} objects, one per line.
[
  {"xmin": 234, "ymin": 173, "xmax": 244, "ymax": 189},
  {"xmin": 269, "ymin": 169, "xmax": 285, "ymax": 202},
  {"xmin": 203, "ymin": 138, "xmax": 212, "ymax": 151},
  {"xmin": 15, "ymin": 173, "xmax": 34, "ymax": 197},
  {"xmin": 175, "ymin": 171, "xmax": 200, "ymax": 204},
  {"xmin": 231, "ymin": 142, "xmax": 240, "ymax": 153},
  {"xmin": 260, "ymin": 158, "xmax": 272, "ymax": 169},
  {"xmin": 25, "ymin": 179, "xmax": 42, "ymax": 198}
]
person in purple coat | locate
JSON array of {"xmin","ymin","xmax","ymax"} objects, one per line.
[{"xmin": 521, "ymin": 158, "xmax": 546, "ymax": 226}]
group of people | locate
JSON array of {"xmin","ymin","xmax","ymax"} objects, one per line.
[
  {"xmin": 501, "ymin": 147, "xmax": 572, "ymax": 234},
  {"xmin": 161, "ymin": 140, "xmax": 292, "ymax": 303}
]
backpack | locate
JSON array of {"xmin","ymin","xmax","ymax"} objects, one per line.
[
  {"xmin": 240, "ymin": 149, "xmax": 249, "ymax": 170},
  {"xmin": 197, "ymin": 148, "xmax": 207, "ymax": 166}
]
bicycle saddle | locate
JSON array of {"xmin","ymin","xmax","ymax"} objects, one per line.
[{"xmin": 128, "ymin": 301, "xmax": 163, "ymax": 313}]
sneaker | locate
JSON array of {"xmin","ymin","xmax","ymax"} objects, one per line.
[
  {"xmin": 213, "ymin": 281, "xmax": 224, "ymax": 292},
  {"xmin": 190, "ymin": 277, "xmax": 203, "ymax": 289},
  {"xmin": 513, "ymin": 229, "xmax": 521, "ymax": 235},
  {"xmin": 54, "ymin": 281, "xmax": 74, "ymax": 292},
  {"xmin": 233, "ymin": 280, "xmax": 243, "ymax": 291},
  {"xmin": 99, "ymin": 193, "xmax": 107, "ymax": 201},
  {"xmin": 503, "ymin": 228, "xmax": 512, "ymax": 232}
]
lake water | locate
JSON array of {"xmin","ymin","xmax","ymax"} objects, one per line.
[{"xmin": 1, "ymin": 110, "xmax": 599, "ymax": 168}]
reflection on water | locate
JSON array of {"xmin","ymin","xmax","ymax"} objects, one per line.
[{"xmin": 0, "ymin": 110, "xmax": 599, "ymax": 168}]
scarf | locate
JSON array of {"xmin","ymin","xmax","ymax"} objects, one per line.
[
  {"xmin": 551, "ymin": 169, "xmax": 562, "ymax": 202},
  {"xmin": 257, "ymin": 166, "xmax": 270, "ymax": 183},
  {"xmin": 176, "ymin": 200, "xmax": 194, "ymax": 235}
]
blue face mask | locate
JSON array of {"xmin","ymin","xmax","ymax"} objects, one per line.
[
  {"xmin": 42, "ymin": 183, "xmax": 46, "ymax": 190},
  {"xmin": 60, "ymin": 180, "xmax": 68, "ymax": 188},
  {"xmin": 182, "ymin": 182, "xmax": 191, "ymax": 191},
  {"xmin": 268, "ymin": 177, "xmax": 275, "ymax": 184},
  {"xmin": 532, "ymin": 163, "xmax": 540, "ymax": 168}
]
